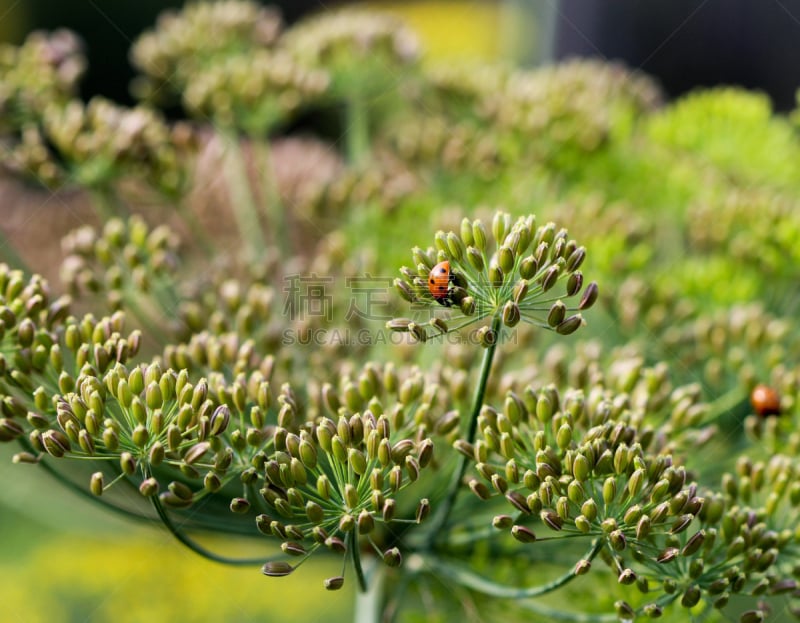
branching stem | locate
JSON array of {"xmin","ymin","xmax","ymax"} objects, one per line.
[
  {"xmin": 151, "ymin": 495, "xmax": 273, "ymax": 566},
  {"xmin": 420, "ymin": 537, "xmax": 604, "ymax": 599},
  {"xmin": 424, "ymin": 314, "xmax": 502, "ymax": 547}
]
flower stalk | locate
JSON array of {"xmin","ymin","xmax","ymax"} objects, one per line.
[
  {"xmin": 425, "ymin": 313, "xmax": 502, "ymax": 547},
  {"xmin": 220, "ymin": 130, "xmax": 268, "ymax": 262},
  {"xmin": 420, "ymin": 537, "xmax": 604, "ymax": 598},
  {"xmin": 151, "ymin": 495, "xmax": 271, "ymax": 566}
]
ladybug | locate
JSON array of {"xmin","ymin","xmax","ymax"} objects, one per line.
[
  {"xmin": 428, "ymin": 260, "xmax": 455, "ymax": 306},
  {"xmin": 750, "ymin": 384, "xmax": 781, "ymax": 417}
]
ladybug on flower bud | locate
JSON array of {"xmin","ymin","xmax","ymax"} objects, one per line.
[
  {"xmin": 750, "ymin": 384, "xmax": 781, "ymax": 417},
  {"xmin": 427, "ymin": 261, "xmax": 467, "ymax": 307}
]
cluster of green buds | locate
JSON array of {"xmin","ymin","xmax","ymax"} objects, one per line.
[
  {"xmin": 660, "ymin": 303, "xmax": 793, "ymax": 395},
  {"xmin": 536, "ymin": 344, "xmax": 717, "ymax": 453},
  {"xmin": 0, "ymin": 29, "xmax": 85, "ymax": 127},
  {"xmin": 182, "ymin": 50, "xmax": 329, "ymax": 136},
  {"xmin": 648, "ymin": 454, "xmax": 800, "ymax": 622},
  {"xmin": 173, "ymin": 276, "xmax": 276, "ymax": 348},
  {"xmin": 645, "ymin": 87, "xmax": 800, "ymax": 191},
  {"xmin": 0, "ymin": 29, "xmax": 86, "ymax": 187},
  {"xmin": 281, "ymin": 8, "xmax": 420, "ymax": 97},
  {"xmin": 459, "ymin": 381, "xmax": 782, "ymax": 619},
  {"xmin": 260, "ymin": 372, "xmax": 438, "ymax": 588},
  {"xmin": 287, "ymin": 155, "xmax": 417, "ymax": 222},
  {"xmin": 390, "ymin": 211, "xmax": 598, "ymax": 343},
  {"xmin": 421, "ymin": 62, "xmax": 509, "ymax": 120},
  {"xmin": 60, "ymin": 216, "xmax": 181, "ymax": 320},
  {"xmin": 388, "ymin": 60, "xmax": 660, "ymax": 172},
  {"xmin": 130, "ymin": 0, "xmax": 283, "ymax": 106},
  {"xmin": 479, "ymin": 60, "xmax": 661, "ymax": 161},
  {"xmin": 688, "ymin": 188, "xmax": 800, "ymax": 283},
  {"xmin": 132, "ymin": 0, "xmax": 328, "ymax": 135},
  {"xmin": 383, "ymin": 114, "xmax": 501, "ymax": 177},
  {"xmin": 36, "ymin": 97, "xmax": 190, "ymax": 196},
  {"xmin": 0, "ymin": 265, "xmax": 73, "ymax": 392},
  {"xmin": 15, "ymin": 355, "xmax": 272, "ymax": 518},
  {"xmin": 0, "ymin": 272, "xmax": 143, "ymax": 458},
  {"xmin": 8, "ymin": 316, "xmax": 442, "ymax": 590}
]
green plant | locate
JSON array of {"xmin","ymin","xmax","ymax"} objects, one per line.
[{"xmin": 2, "ymin": 3, "xmax": 800, "ymax": 623}]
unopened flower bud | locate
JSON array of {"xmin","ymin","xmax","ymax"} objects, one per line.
[
  {"xmin": 511, "ymin": 525, "xmax": 537, "ymax": 543},
  {"xmin": 502, "ymin": 301, "xmax": 520, "ymax": 327},
  {"xmin": 90, "ymin": 472, "xmax": 104, "ymax": 496},
  {"xmin": 556, "ymin": 314, "xmax": 583, "ymax": 335}
]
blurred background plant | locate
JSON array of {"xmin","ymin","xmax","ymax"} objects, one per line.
[{"xmin": 2, "ymin": 2, "xmax": 800, "ymax": 623}]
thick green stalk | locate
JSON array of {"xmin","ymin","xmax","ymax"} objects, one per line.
[
  {"xmin": 349, "ymin": 529, "xmax": 368, "ymax": 592},
  {"xmin": 424, "ymin": 314, "xmax": 502, "ymax": 546},
  {"xmin": 173, "ymin": 195, "xmax": 216, "ymax": 253},
  {"xmin": 354, "ymin": 557, "xmax": 384, "ymax": 623},
  {"xmin": 345, "ymin": 91, "xmax": 370, "ymax": 166},
  {"xmin": 119, "ymin": 287, "xmax": 172, "ymax": 347},
  {"xmin": 89, "ymin": 187, "xmax": 125, "ymax": 221},
  {"xmin": 251, "ymin": 139, "xmax": 289, "ymax": 257},
  {"xmin": 220, "ymin": 130, "xmax": 267, "ymax": 262},
  {"xmin": 700, "ymin": 385, "xmax": 747, "ymax": 425}
]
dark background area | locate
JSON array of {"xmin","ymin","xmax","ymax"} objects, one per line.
[
  {"xmin": 8, "ymin": 0, "xmax": 327, "ymax": 106},
  {"xmin": 554, "ymin": 0, "xmax": 800, "ymax": 111},
  {"xmin": 6, "ymin": 0, "xmax": 800, "ymax": 111}
]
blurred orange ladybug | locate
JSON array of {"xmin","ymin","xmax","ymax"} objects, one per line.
[
  {"xmin": 750, "ymin": 384, "xmax": 781, "ymax": 417},
  {"xmin": 428, "ymin": 261, "xmax": 454, "ymax": 306}
]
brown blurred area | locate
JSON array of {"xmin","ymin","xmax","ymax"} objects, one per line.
[{"xmin": 0, "ymin": 134, "xmax": 344, "ymax": 285}]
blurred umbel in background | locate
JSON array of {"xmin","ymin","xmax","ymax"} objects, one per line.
[
  {"xmin": 5, "ymin": 0, "xmax": 800, "ymax": 111},
  {"xmin": 2, "ymin": 0, "xmax": 541, "ymax": 109},
  {"xmin": 1, "ymin": 0, "xmax": 316, "ymax": 106}
]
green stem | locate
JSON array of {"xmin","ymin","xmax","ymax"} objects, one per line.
[
  {"xmin": 120, "ymin": 287, "xmax": 173, "ymax": 347},
  {"xmin": 15, "ymin": 437, "xmax": 156, "ymax": 524},
  {"xmin": 90, "ymin": 186, "xmax": 125, "ymax": 221},
  {"xmin": 174, "ymin": 195, "xmax": 216, "ymax": 253},
  {"xmin": 517, "ymin": 601, "xmax": 617, "ymax": 623},
  {"xmin": 252, "ymin": 139, "xmax": 289, "ymax": 257},
  {"xmin": 220, "ymin": 130, "xmax": 267, "ymax": 262},
  {"xmin": 700, "ymin": 385, "xmax": 747, "ymax": 425},
  {"xmin": 345, "ymin": 91, "xmax": 370, "ymax": 166},
  {"xmin": 354, "ymin": 556, "xmax": 383, "ymax": 623},
  {"xmin": 424, "ymin": 314, "xmax": 502, "ymax": 547},
  {"xmin": 519, "ymin": 591, "xmax": 679, "ymax": 622},
  {"xmin": 420, "ymin": 537, "xmax": 603, "ymax": 599},
  {"xmin": 0, "ymin": 227, "xmax": 28, "ymax": 271},
  {"xmin": 151, "ymin": 495, "xmax": 273, "ymax": 566},
  {"xmin": 349, "ymin": 529, "xmax": 368, "ymax": 592}
]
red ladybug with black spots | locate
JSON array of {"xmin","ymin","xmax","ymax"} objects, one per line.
[{"xmin": 428, "ymin": 261, "xmax": 455, "ymax": 307}]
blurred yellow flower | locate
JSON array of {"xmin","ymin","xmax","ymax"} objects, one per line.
[{"xmin": 0, "ymin": 531, "xmax": 351, "ymax": 622}]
